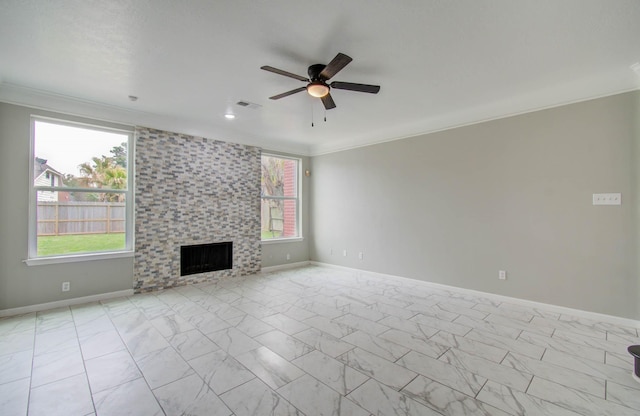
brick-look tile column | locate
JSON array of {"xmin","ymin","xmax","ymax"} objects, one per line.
[{"xmin": 134, "ymin": 127, "xmax": 261, "ymax": 292}]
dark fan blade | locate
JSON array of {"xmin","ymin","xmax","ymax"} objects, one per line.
[
  {"xmin": 319, "ymin": 53, "xmax": 352, "ymax": 80},
  {"xmin": 331, "ymin": 81, "xmax": 380, "ymax": 94},
  {"xmin": 261, "ymin": 66, "xmax": 309, "ymax": 82},
  {"xmin": 321, "ymin": 93, "xmax": 336, "ymax": 110},
  {"xmin": 269, "ymin": 87, "xmax": 307, "ymax": 100}
]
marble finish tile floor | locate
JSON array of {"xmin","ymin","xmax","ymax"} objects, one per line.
[{"xmin": 1, "ymin": 265, "xmax": 640, "ymax": 415}]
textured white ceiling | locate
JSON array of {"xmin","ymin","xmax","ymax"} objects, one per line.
[{"xmin": 1, "ymin": 0, "xmax": 639, "ymax": 155}]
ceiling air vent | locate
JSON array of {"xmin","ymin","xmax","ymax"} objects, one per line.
[{"xmin": 236, "ymin": 100, "xmax": 262, "ymax": 110}]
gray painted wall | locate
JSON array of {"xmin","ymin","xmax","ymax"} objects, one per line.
[
  {"xmin": 0, "ymin": 103, "xmax": 134, "ymax": 310},
  {"xmin": 635, "ymin": 92, "xmax": 640, "ymax": 319},
  {"xmin": 309, "ymin": 91, "xmax": 639, "ymax": 319}
]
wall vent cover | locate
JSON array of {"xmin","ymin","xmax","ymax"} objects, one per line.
[{"xmin": 236, "ymin": 100, "xmax": 262, "ymax": 110}]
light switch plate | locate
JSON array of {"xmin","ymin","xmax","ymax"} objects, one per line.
[{"xmin": 593, "ymin": 193, "xmax": 621, "ymax": 205}]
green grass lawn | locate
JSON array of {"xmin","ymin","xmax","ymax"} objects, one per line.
[
  {"xmin": 261, "ymin": 230, "xmax": 282, "ymax": 240},
  {"xmin": 38, "ymin": 233, "xmax": 125, "ymax": 256}
]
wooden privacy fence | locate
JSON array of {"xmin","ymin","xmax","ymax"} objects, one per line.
[{"xmin": 37, "ymin": 201, "xmax": 125, "ymax": 236}]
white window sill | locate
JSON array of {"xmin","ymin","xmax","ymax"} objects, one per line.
[
  {"xmin": 261, "ymin": 237, "xmax": 304, "ymax": 245},
  {"xmin": 24, "ymin": 251, "xmax": 134, "ymax": 266}
]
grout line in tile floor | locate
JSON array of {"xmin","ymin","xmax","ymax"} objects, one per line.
[
  {"xmin": 25, "ymin": 327, "xmax": 36, "ymax": 416},
  {"xmin": 70, "ymin": 311, "xmax": 97, "ymax": 416}
]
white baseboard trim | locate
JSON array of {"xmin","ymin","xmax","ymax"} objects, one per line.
[
  {"xmin": 261, "ymin": 261, "xmax": 311, "ymax": 274},
  {"xmin": 0, "ymin": 289, "xmax": 134, "ymax": 317},
  {"xmin": 309, "ymin": 261, "xmax": 640, "ymax": 329}
]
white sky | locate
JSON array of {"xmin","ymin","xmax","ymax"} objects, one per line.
[{"xmin": 34, "ymin": 121, "xmax": 128, "ymax": 177}]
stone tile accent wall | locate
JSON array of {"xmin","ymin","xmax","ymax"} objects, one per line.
[{"xmin": 134, "ymin": 127, "xmax": 261, "ymax": 293}]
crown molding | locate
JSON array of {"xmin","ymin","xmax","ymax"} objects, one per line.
[{"xmin": 0, "ymin": 82, "xmax": 312, "ymax": 156}]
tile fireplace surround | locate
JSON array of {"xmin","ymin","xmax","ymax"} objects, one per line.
[
  {"xmin": 2, "ymin": 265, "xmax": 640, "ymax": 415},
  {"xmin": 134, "ymin": 127, "xmax": 261, "ymax": 294}
]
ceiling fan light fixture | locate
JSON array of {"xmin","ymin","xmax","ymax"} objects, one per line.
[
  {"xmin": 262, "ymin": 53, "xmax": 380, "ymax": 110},
  {"xmin": 307, "ymin": 82, "xmax": 329, "ymax": 98}
]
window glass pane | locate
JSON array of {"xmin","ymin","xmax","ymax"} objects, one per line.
[
  {"xmin": 260, "ymin": 154, "xmax": 299, "ymax": 240},
  {"xmin": 282, "ymin": 158, "xmax": 297, "ymax": 198},
  {"xmin": 261, "ymin": 155, "xmax": 281, "ymax": 197},
  {"xmin": 261, "ymin": 198, "xmax": 298, "ymax": 240},
  {"xmin": 36, "ymin": 190, "xmax": 126, "ymax": 256},
  {"xmin": 34, "ymin": 121, "xmax": 129, "ymax": 190},
  {"xmin": 261, "ymin": 198, "xmax": 283, "ymax": 240},
  {"xmin": 261, "ymin": 155, "xmax": 297, "ymax": 197}
]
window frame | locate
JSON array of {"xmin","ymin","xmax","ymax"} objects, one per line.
[
  {"xmin": 26, "ymin": 116, "xmax": 135, "ymax": 265},
  {"xmin": 260, "ymin": 153, "xmax": 303, "ymax": 243}
]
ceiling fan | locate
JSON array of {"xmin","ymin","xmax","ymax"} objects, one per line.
[{"xmin": 261, "ymin": 53, "xmax": 380, "ymax": 110}]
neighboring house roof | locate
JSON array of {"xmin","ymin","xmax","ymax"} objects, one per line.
[{"xmin": 34, "ymin": 157, "xmax": 64, "ymax": 182}]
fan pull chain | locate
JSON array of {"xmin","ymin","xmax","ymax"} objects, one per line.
[
  {"xmin": 324, "ymin": 108, "xmax": 327, "ymax": 122},
  {"xmin": 311, "ymin": 104, "xmax": 314, "ymax": 127}
]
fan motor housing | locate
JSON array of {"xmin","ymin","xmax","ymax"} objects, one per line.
[{"xmin": 308, "ymin": 64, "xmax": 326, "ymax": 81}]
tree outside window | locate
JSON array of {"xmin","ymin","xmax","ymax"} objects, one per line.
[{"xmin": 30, "ymin": 118, "xmax": 133, "ymax": 258}]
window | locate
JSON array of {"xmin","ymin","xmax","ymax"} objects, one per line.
[
  {"xmin": 29, "ymin": 117, "xmax": 133, "ymax": 261},
  {"xmin": 261, "ymin": 154, "xmax": 300, "ymax": 241}
]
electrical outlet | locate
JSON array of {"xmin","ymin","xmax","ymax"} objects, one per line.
[
  {"xmin": 62, "ymin": 281, "xmax": 70, "ymax": 292},
  {"xmin": 286, "ymin": 253, "xmax": 290, "ymax": 260},
  {"xmin": 498, "ymin": 270, "xmax": 507, "ymax": 280},
  {"xmin": 358, "ymin": 251, "xmax": 364, "ymax": 260},
  {"xmin": 592, "ymin": 193, "xmax": 621, "ymax": 205},
  {"xmin": 343, "ymin": 249, "xmax": 347, "ymax": 257}
]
